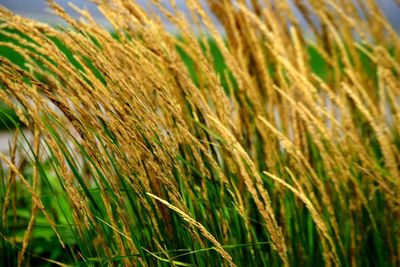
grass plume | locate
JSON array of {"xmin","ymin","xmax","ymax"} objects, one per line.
[{"xmin": 0, "ymin": 0, "xmax": 399, "ymax": 266}]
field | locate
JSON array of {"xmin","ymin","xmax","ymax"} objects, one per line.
[{"xmin": 0, "ymin": 1, "xmax": 399, "ymax": 266}]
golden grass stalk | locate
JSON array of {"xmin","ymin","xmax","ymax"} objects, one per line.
[{"xmin": 0, "ymin": 0, "xmax": 399, "ymax": 266}]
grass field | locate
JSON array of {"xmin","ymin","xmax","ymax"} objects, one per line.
[{"xmin": 0, "ymin": 1, "xmax": 399, "ymax": 266}]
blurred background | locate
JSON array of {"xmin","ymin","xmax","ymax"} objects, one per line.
[{"xmin": 0, "ymin": 0, "xmax": 399, "ymax": 32}]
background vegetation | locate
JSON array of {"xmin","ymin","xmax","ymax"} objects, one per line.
[{"xmin": 0, "ymin": 0, "xmax": 399, "ymax": 266}]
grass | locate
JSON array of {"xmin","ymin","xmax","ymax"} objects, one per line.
[{"xmin": 0, "ymin": 0, "xmax": 399, "ymax": 266}]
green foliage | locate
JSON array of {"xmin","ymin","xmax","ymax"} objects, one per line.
[{"xmin": 0, "ymin": 1, "xmax": 399, "ymax": 267}]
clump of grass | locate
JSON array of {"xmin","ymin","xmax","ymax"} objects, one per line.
[{"xmin": 0, "ymin": 0, "xmax": 399, "ymax": 266}]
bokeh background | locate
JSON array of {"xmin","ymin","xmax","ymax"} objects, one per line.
[{"xmin": 0, "ymin": 0, "xmax": 399, "ymax": 32}]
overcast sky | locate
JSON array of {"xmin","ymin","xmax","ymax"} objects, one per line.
[{"xmin": 0, "ymin": 0, "xmax": 399, "ymax": 31}]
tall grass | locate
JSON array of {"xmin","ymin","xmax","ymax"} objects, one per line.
[{"xmin": 0, "ymin": 0, "xmax": 399, "ymax": 266}]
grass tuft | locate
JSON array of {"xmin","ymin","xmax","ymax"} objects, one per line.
[{"xmin": 0, "ymin": 0, "xmax": 399, "ymax": 266}]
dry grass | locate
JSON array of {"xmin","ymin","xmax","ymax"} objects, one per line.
[{"xmin": 0, "ymin": 0, "xmax": 399, "ymax": 266}]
